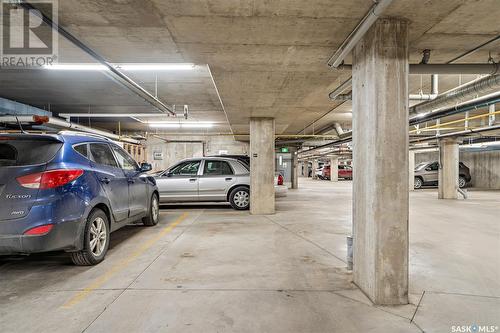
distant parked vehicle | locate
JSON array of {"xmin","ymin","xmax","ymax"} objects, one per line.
[
  {"xmin": 414, "ymin": 161, "xmax": 471, "ymax": 189},
  {"xmin": 322, "ymin": 165, "xmax": 353, "ymax": 180},
  {"xmin": 0, "ymin": 132, "xmax": 158, "ymax": 265}
]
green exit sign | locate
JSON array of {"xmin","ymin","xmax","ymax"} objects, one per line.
[{"xmin": 280, "ymin": 147, "xmax": 289, "ymax": 153}]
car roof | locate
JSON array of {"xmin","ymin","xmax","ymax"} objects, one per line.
[{"xmin": 180, "ymin": 156, "xmax": 240, "ymax": 162}]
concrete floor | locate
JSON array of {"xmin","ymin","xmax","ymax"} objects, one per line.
[{"xmin": 1, "ymin": 178, "xmax": 499, "ymax": 333}]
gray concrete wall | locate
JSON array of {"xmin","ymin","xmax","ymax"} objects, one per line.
[
  {"xmin": 145, "ymin": 135, "xmax": 249, "ymax": 171},
  {"xmin": 415, "ymin": 149, "xmax": 500, "ymax": 189}
]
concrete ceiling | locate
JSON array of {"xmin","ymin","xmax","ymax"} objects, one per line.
[{"xmin": 1, "ymin": 0, "xmax": 499, "ymax": 136}]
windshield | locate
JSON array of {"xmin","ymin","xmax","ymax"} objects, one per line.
[{"xmin": 415, "ymin": 162, "xmax": 428, "ymax": 171}]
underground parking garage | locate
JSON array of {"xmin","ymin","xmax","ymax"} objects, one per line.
[{"xmin": 0, "ymin": 1, "xmax": 499, "ymax": 332}]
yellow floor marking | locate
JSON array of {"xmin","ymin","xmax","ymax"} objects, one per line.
[{"xmin": 62, "ymin": 212, "xmax": 189, "ymax": 309}]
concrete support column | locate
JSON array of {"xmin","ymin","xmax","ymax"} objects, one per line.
[
  {"xmin": 438, "ymin": 138, "xmax": 459, "ymax": 199},
  {"xmin": 330, "ymin": 155, "xmax": 339, "ymax": 182},
  {"xmin": 352, "ymin": 18, "xmax": 409, "ymax": 305},
  {"xmin": 250, "ymin": 117, "xmax": 275, "ymax": 215},
  {"xmin": 312, "ymin": 159, "xmax": 319, "ymax": 179},
  {"xmin": 290, "ymin": 148, "xmax": 299, "ymax": 189},
  {"xmin": 409, "ymin": 150, "xmax": 415, "ymax": 191}
]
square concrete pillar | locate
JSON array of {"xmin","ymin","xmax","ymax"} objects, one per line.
[
  {"xmin": 312, "ymin": 159, "xmax": 319, "ymax": 179},
  {"xmin": 438, "ymin": 138, "xmax": 459, "ymax": 199},
  {"xmin": 330, "ymin": 156, "xmax": 339, "ymax": 182},
  {"xmin": 352, "ymin": 18, "xmax": 409, "ymax": 305},
  {"xmin": 250, "ymin": 117, "xmax": 275, "ymax": 215},
  {"xmin": 409, "ymin": 150, "xmax": 415, "ymax": 191},
  {"xmin": 290, "ymin": 148, "xmax": 299, "ymax": 189}
]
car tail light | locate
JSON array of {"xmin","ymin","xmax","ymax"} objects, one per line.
[
  {"xmin": 277, "ymin": 174, "xmax": 284, "ymax": 186},
  {"xmin": 17, "ymin": 169, "xmax": 84, "ymax": 189},
  {"xmin": 24, "ymin": 224, "xmax": 54, "ymax": 235}
]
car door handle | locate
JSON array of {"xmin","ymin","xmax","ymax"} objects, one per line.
[
  {"xmin": 100, "ymin": 177, "xmax": 111, "ymax": 184},
  {"xmin": 189, "ymin": 178, "xmax": 197, "ymax": 182},
  {"xmin": 225, "ymin": 178, "xmax": 233, "ymax": 181}
]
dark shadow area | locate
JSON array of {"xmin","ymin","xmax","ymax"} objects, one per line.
[{"xmin": 160, "ymin": 203, "xmax": 233, "ymax": 210}]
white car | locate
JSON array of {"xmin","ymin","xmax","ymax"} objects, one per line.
[{"xmin": 153, "ymin": 157, "xmax": 286, "ymax": 210}]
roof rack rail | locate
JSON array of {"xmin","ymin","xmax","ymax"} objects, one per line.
[{"xmin": 57, "ymin": 130, "xmax": 114, "ymax": 142}]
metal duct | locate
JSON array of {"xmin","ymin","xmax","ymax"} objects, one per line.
[
  {"xmin": 410, "ymin": 75, "xmax": 500, "ymax": 116},
  {"xmin": 334, "ymin": 123, "xmax": 345, "ymax": 136},
  {"xmin": 409, "ymin": 92, "xmax": 500, "ymax": 126}
]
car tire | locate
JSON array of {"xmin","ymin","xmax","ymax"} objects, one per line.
[
  {"xmin": 70, "ymin": 208, "xmax": 110, "ymax": 266},
  {"xmin": 414, "ymin": 177, "xmax": 423, "ymax": 189},
  {"xmin": 229, "ymin": 186, "xmax": 250, "ymax": 210},
  {"xmin": 459, "ymin": 176, "xmax": 467, "ymax": 188},
  {"xmin": 143, "ymin": 193, "xmax": 160, "ymax": 226}
]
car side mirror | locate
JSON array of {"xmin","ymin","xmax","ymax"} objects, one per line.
[
  {"xmin": 165, "ymin": 171, "xmax": 173, "ymax": 177},
  {"xmin": 425, "ymin": 167, "xmax": 432, "ymax": 171},
  {"xmin": 140, "ymin": 162, "xmax": 152, "ymax": 172}
]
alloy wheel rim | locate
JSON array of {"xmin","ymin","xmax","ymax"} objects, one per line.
[
  {"xmin": 89, "ymin": 217, "xmax": 107, "ymax": 256},
  {"xmin": 234, "ymin": 191, "xmax": 249, "ymax": 208},
  {"xmin": 459, "ymin": 178, "xmax": 466, "ymax": 187},
  {"xmin": 152, "ymin": 196, "xmax": 159, "ymax": 222},
  {"xmin": 415, "ymin": 179, "xmax": 422, "ymax": 188}
]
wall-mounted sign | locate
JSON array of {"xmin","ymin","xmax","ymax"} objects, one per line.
[
  {"xmin": 280, "ymin": 147, "xmax": 289, "ymax": 153},
  {"xmin": 153, "ymin": 152, "xmax": 163, "ymax": 160}
]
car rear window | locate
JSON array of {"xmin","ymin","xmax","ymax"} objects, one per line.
[{"xmin": 0, "ymin": 140, "xmax": 62, "ymax": 166}]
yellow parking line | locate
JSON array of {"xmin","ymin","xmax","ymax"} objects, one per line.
[{"xmin": 62, "ymin": 212, "xmax": 189, "ymax": 309}]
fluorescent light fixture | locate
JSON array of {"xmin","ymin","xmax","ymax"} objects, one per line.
[
  {"xmin": 118, "ymin": 64, "xmax": 195, "ymax": 71},
  {"xmin": 149, "ymin": 122, "xmax": 214, "ymax": 129},
  {"xmin": 43, "ymin": 63, "xmax": 196, "ymax": 71},
  {"xmin": 43, "ymin": 64, "xmax": 108, "ymax": 71}
]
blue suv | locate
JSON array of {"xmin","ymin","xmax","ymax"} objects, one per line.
[{"xmin": 0, "ymin": 131, "xmax": 159, "ymax": 265}]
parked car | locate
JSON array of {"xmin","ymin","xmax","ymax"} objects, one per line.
[
  {"xmin": 155, "ymin": 157, "xmax": 250, "ymax": 210},
  {"xmin": 0, "ymin": 131, "xmax": 158, "ymax": 265},
  {"xmin": 322, "ymin": 165, "xmax": 353, "ymax": 180},
  {"xmin": 154, "ymin": 156, "xmax": 286, "ymax": 210},
  {"xmin": 414, "ymin": 161, "xmax": 471, "ymax": 189}
]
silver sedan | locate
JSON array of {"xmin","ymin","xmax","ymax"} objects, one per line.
[{"xmin": 153, "ymin": 157, "xmax": 251, "ymax": 210}]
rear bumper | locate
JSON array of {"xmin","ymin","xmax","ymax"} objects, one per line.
[
  {"xmin": 0, "ymin": 218, "xmax": 82, "ymax": 255},
  {"xmin": 274, "ymin": 185, "xmax": 288, "ymax": 197}
]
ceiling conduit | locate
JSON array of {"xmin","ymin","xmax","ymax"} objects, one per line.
[
  {"xmin": 410, "ymin": 74, "xmax": 500, "ymax": 116},
  {"xmin": 19, "ymin": 2, "xmax": 176, "ymax": 116}
]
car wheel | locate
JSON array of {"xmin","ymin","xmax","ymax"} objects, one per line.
[
  {"xmin": 143, "ymin": 193, "xmax": 160, "ymax": 226},
  {"xmin": 70, "ymin": 208, "xmax": 110, "ymax": 266},
  {"xmin": 459, "ymin": 176, "xmax": 467, "ymax": 188},
  {"xmin": 229, "ymin": 186, "xmax": 250, "ymax": 210},
  {"xmin": 414, "ymin": 177, "xmax": 423, "ymax": 189}
]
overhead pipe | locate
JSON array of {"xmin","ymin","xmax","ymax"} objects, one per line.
[
  {"xmin": 409, "ymin": 92, "xmax": 500, "ymax": 126},
  {"xmin": 410, "ymin": 75, "xmax": 500, "ymax": 116},
  {"xmin": 410, "ymin": 124, "xmax": 500, "ymax": 144},
  {"xmin": 328, "ymin": 78, "xmax": 353, "ymax": 100},
  {"xmin": 20, "ymin": 2, "xmax": 176, "ymax": 116},
  {"xmin": 332, "ymin": 63, "xmax": 499, "ymax": 75},
  {"xmin": 327, "ymin": 0, "xmax": 394, "ymax": 68},
  {"xmin": 302, "ymin": 93, "xmax": 500, "ymax": 153}
]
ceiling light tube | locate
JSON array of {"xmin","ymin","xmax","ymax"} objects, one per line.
[{"xmin": 43, "ymin": 63, "xmax": 196, "ymax": 71}]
